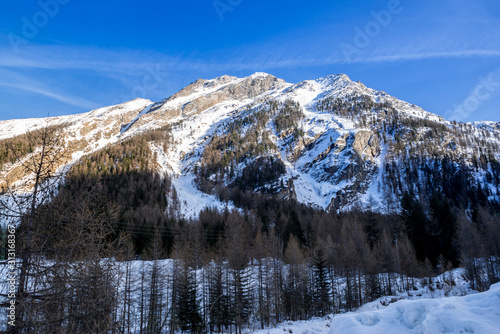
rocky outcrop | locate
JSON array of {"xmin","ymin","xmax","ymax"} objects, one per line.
[
  {"xmin": 327, "ymin": 167, "xmax": 376, "ymax": 212},
  {"xmin": 334, "ymin": 133, "xmax": 349, "ymax": 154},
  {"xmin": 310, "ymin": 133, "xmax": 349, "ymax": 166},
  {"xmin": 121, "ymin": 74, "xmax": 287, "ymax": 136},
  {"xmin": 323, "ymin": 131, "xmax": 380, "ymax": 211},
  {"xmin": 277, "ymin": 178, "xmax": 297, "ymax": 201},
  {"xmin": 289, "ymin": 135, "xmax": 317, "ymax": 162},
  {"xmin": 170, "ymin": 75, "xmax": 238, "ymax": 100},
  {"xmin": 352, "ymin": 130, "xmax": 380, "ymax": 161},
  {"xmin": 147, "ymin": 73, "xmax": 285, "ymax": 118},
  {"xmin": 181, "ymin": 74, "xmax": 285, "ymax": 116}
]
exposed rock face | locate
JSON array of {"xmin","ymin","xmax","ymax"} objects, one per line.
[
  {"xmin": 334, "ymin": 133, "xmax": 349, "ymax": 154},
  {"xmin": 277, "ymin": 178, "xmax": 297, "ymax": 201},
  {"xmin": 289, "ymin": 135, "xmax": 317, "ymax": 162},
  {"xmin": 127, "ymin": 74, "xmax": 288, "ymax": 134},
  {"xmin": 353, "ymin": 130, "xmax": 380, "ymax": 161},
  {"xmin": 170, "ymin": 75, "xmax": 238, "ymax": 100},
  {"xmin": 181, "ymin": 74, "xmax": 285, "ymax": 116},
  {"xmin": 148, "ymin": 73, "xmax": 284, "ymax": 116},
  {"xmin": 323, "ymin": 131, "xmax": 380, "ymax": 211},
  {"xmin": 327, "ymin": 166, "xmax": 376, "ymax": 212},
  {"xmin": 309, "ymin": 133, "xmax": 348, "ymax": 165},
  {"xmin": 228, "ymin": 74, "xmax": 284, "ymax": 98},
  {"xmin": 292, "ymin": 128, "xmax": 381, "ymax": 211}
]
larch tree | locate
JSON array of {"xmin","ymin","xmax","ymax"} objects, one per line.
[
  {"xmin": 0, "ymin": 125, "xmax": 66, "ymax": 333},
  {"xmin": 224, "ymin": 211, "xmax": 252, "ymax": 334}
]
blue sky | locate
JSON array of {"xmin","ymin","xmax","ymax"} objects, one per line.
[{"xmin": 0, "ymin": 0, "xmax": 499, "ymax": 122}]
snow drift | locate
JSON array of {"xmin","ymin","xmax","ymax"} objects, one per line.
[{"xmin": 254, "ymin": 282, "xmax": 500, "ymax": 334}]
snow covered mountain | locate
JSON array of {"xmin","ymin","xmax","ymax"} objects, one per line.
[{"xmin": 1, "ymin": 72, "xmax": 499, "ymax": 217}]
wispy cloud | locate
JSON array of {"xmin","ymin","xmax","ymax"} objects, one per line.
[
  {"xmin": 310, "ymin": 49, "xmax": 500, "ymax": 66},
  {"xmin": 0, "ymin": 45, "xmax": 186, "ymax": 74},
  {"xmin": 1, "ymin": 3, "xmax": 499, "ymax": 115},
  {"xmin": 0, "ymin": 81, "xmax": 99, "ymax": 110},
  {"xmin": 2, "ymin": 33, "xmax": 500, "ymax": 78},
  {"xmin": 192, "ymin": 48, "xmax": 500, "ymax": 72},
  {"xmin": 0, "ymin": 68, "xmax": 100, "ymax": 110}
]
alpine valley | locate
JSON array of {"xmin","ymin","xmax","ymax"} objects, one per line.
[{"xmin": 2, "ymin": 72, "xmax": 500, "ymax": 333}]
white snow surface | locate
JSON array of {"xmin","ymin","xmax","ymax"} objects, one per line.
[
  {"xmin": 253, "ymin": 282, "xmax": 500, "ymax": 334},
  {"xmin": 119, "ymin": 102, "xmax": 154, "ymax": 135},
  {"xmin": 0, "ymin": 98, "xmax": 151, "ymax": 140}
]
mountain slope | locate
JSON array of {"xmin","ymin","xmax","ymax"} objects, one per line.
[{"xmin": 1, "ymin": 72, "xmax": 499, "ymax": 217}]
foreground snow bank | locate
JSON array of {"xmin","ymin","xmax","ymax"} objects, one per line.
[{"xmin": 254, "ymin": 282, "xmax": 500, "ymax": 334}]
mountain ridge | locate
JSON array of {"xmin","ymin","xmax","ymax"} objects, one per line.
[{"xmin": 1, "ymin": 72, "xmax": 499, "ymax": 217}]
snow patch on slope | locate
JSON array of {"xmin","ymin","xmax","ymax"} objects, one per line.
[
  {"xmin": 120, "ymin": 103, "xmax": 154, "ymax": 136},
  {"xmin": 151, "ymin": 98, "xmax": 250, "ymax": 218}
]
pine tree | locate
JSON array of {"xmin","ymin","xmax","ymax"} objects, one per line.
[
  {"xmin": 283, "ymin": 236, "xmax": 310, "ymax": 320},
  {"xmin": 173, "ymin": 240, "xmax": 204, "ymax": 334},
  {"xmin": 225, "ymin": 211, "xmax": 252, "ymax": 334},
  {"xmin": 401, "ymin": 192, "xmax": 429, "ymax": 263},
  {"xmin": 312, "ymin": 247, "xmax": 330, "ymax": 317},
  {"xmin": 176, "ymin": 263, "xmax": 204, "ymax": 333},
  {"xmin": 208, "ymin": 259, "xmax": 230, "ymax": 333},
  {"xmin": 144, "ymin": 228, "xmax": 167, "ymax": 334},
  {"xmin": 429, "ymin": 192, "xmax": 460, "ymax": 267}
]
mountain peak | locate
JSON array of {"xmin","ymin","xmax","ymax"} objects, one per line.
[
  {"xmin": 248, "ymin": 72, "xmax": 275, "ymax": 79},
  {"xmin": 316, "ymin": 73, "xmax": 353, "ymax": 85}
]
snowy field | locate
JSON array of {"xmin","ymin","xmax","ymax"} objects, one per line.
[{"xmin": 253, "ymin": 282, "xmax": 500, "ymax": 334}]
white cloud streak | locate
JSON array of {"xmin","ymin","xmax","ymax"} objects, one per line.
[
  {"xmin": 0, "ymin": 81, "xmax": 98, "ymax": 110},
  {"xmin": 0, "ymin": 42, "xmax": 499, "ymax": 113},
  {"xmin": 2, "ymin": 45, "xmax": 500, "ymax": 75},
  {"xmin": 0, "ymin": 68, "xmax": 100, "ymax": 110}
]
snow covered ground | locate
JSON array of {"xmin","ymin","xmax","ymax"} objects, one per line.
[
  {"xmin": 252, "ymin": 282, "xmax": 500, "ymax": 334},
  {"xmin": 2, "ymin": 255, "xmax": 498, "ymax": 333}
]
